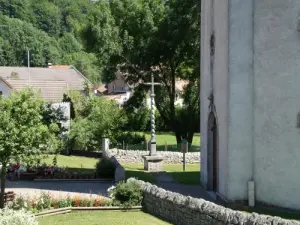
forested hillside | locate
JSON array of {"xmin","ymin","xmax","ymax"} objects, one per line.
[{"xmin": 0, "ymin": 0, "xmax": 117, "ymax": 83}]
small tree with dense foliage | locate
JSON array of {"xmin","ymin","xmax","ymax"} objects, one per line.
[
  {"xmin": 69, "ymin": 95, "xmax": 126, "ymax": 151},
  {"xmin": 0, "ymin": 89, "xmax": 60, "ymax": 208}
]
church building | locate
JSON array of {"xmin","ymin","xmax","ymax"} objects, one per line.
[{"xmin": 200, "ymin": 0, "xmax": 300, "ymax": 210}]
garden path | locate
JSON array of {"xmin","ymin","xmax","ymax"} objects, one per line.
[
  {"xmin": 155, "ymin": 172, "xmax": 220, "ymax": 204},
  {"xmin": 4, "ymin": 180, "xmax": 114, "ymax": 198}
]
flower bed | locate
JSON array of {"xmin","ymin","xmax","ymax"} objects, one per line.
[{"xmin": 7, "ymin": 192, "xmax": 112, "ymax": 214}]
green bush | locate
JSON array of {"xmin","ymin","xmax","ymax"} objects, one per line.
[
  {"xmin": 95, "ymin": 158, "xmax": 115, "ymax": 178},
  {"xmin": 108, "ymin": 180, "xmax": 143, "ymax": 207},
  {"xmin": 111, "ymin": 132, "xmax": 146, "ymax": 146}
]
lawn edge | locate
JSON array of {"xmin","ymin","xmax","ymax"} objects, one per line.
[{"xmin": 35, "ymin": 206, "xmax": 143, "ymax": 217}]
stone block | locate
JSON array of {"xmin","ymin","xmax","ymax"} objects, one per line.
[{"xmin": 142, "ymin": 155, "xmax": 163, "ymax": 172}]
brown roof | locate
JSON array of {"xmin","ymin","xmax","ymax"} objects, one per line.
[
  {"xmin": 96, "ymin": 84, "xmax": 108, "ymax": 93},
  {"xmin": 8, "ymin": 80, "xmax": 68, "ymax": 103},
  {"xmin": 0, "ymin": 66, "xmax": 90, "ymax": 102}
]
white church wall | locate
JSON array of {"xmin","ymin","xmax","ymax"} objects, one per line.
[
  {"xmin": 253, "ymin": 0, "xmax": 300, "ymax": 210},
  {"xmin": 200, "ymin": 0, "xmax": 229, "ymax": 198},
  {"xmin": 212, "ymin": 0, "xmax": 229, "ymax": 199},
  {"xmin": 226, "ymin": 0, "xmax": 254, "ymax": 201},
  {"xmin": 200, "ymin": 0, "xmax": 211, "ymax": 188}
]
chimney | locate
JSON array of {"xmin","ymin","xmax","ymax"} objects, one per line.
[{"xmin": 48, "ymin": 63, "xmax": 52, "ymax": 69}]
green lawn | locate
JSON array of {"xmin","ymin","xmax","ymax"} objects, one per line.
[
  {"xmin": 38, "ymin": 211, "xmax": 170, "ymax": 225},
  {"xmin": 41, "ymin": 155, "xmax": 99, "ymax": 173},
  {"xmin": 117, "ymin": 132, "xmax": 201, "ymax": 152},
  {"xmin": 164, "ymin": 164, "xmax": 200, "ymax": 185},
  {"xmin": 123, "ymin": 163, "xmax": 200, "ymax": 185}
]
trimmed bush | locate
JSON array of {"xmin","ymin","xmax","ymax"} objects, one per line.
[
  {"xmin": 95, "ymin": 158, "xmax": 115, "ymax": 178},
  {"xmin": 108, "ymin": 180, "xmax": 143, "ymax": 207}
]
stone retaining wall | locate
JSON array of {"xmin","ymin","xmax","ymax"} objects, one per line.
[
  {"xmin": 108, "ymin": 148, "xmax": 200, "ymax": 164},
  {"xmin": 128, "ymin": 178, "xmax": 300, "ymax": 225},
  {"xmin": 103, "ymin": 147, "xmax": 125, "ymax": 183}
]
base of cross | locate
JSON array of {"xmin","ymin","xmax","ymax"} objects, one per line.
[{"xmin": 142, "ymin": 155, "xmax": 164, "ymax": 172}]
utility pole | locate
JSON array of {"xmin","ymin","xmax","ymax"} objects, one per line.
[{"xmin": 28, "ymin": 50, "xmax": 31, "ymax": 85}]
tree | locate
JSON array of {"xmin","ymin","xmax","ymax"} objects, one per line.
[
  {"xmin": 0, "ymin": 89, "xmax": 60, "ymax": 208},
  {"xmin": 0, "ymin": 15, "xmax": 61, "ymax": 66},
  {"xmin": 69, "ymin": 95, "xmax": 126, "ymax": 151},
  {"xmin": 30, "ymin": 0, "xmax": 61, "ymax": 37},
  {"xmin": 106, "ymin": 0, "xmax": 200, "ymax": 144}
]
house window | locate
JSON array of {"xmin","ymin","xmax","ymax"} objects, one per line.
[{"xmin": 113, "ymin": 84, "xmax": 116, "ymax": 91}]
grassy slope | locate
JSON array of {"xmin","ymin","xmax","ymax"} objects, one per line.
[
  {"xmin": 38, "ymin": 211, "xmax": 170, "ymax": 225},
  {"xmin": 123, "ymin": 163, "xmax": 200, "ymax": 185},
  {"xmin": 42, "ymin": 155, "xmax": 98, "ymax": 173}
]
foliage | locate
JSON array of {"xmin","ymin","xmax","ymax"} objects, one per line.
[
  {"xmin": 0, "ymin": 89, "xmax": 60, "ymax": 207},
  {"xmin": 0, "ymin": 208, "xmax": 38, "ymax": 225},
  {"xmin": 111, "ymin": 132, "xmax": 146, "ymax": 146},
  {"xmin": 95, "ymin": 158, "xmax": 115, "ymax": 179},
  {"xmin": 108, "ymin": 180, "xmax": 143, "ymax": 207},
  {"xmin": 105, "ymin": 0, "xmax": 200, "ymax": 143},
  {"xmin": 69, "ymin": 95, "xmax": 125, "ymax": 151},
  {"xmin": 0, "ymin": 0, "xmax": 116, "ymax": 82}
]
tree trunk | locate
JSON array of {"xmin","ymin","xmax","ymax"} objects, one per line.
[
  {"xmin": 187, "ymin": 132, "xmax": 194, "ymax": 146},
  {"xmin": 0, "ymin": 164, "xmax": 7, "ymax": 208}
]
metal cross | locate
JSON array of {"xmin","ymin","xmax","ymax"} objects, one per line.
[{"xmin": 144, "ymin": 74, "xmax": 162, "ymax": 156}]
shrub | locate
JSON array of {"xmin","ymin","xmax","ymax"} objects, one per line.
[
  {"xmin": 111, "ymin": 132, "xmax": 147, "ymax": 146},
  {"xmin": 58, "ymin": 197, "xmax": 72, "ymax": 208},
  {"xmin": 0, "ymin": 208, "xmax": 38, "ymax": 225},
  {"xmin": 95, "ymin": 158, "xmax": 115, "ymax": 178},
  {"xmin": 9, "ymin": 196, "xmax": 29, "ymax": 211},
  {"xmin": 108, "ymin": 180, "xmax": 143, "ymax": 207},
  {"xmin": 36, "ymin": 192, "xmax": 52, "ymax": 211}
]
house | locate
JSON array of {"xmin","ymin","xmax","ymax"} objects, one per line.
[
  {"xmin": 95, "ymin": 71, "xmax": 132, "ymax": 107},
  {"xmin": 201, "ymin": 0, "xmax": 300, "ymax": 210},
  {"xmin": 96, "ymin": 70, "xmax": 188, "ymax": 108},
  {"xmin": 0, "ymin": 65, "xmax": 90, "ymax": 102}
]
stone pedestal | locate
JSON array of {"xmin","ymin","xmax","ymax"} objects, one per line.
[{"xmin": 142, "ymin": 155, "xmax": 163, "ymax": 172}]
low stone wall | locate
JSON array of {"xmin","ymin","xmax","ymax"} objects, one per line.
[
  {"xmin": 128, "ymin": 178, "xmax": 299, "ymax": 225},
  {"xmin": 108, "ymin": 149, "xmax": 200, "ymax": 164},
  {"xmin": 103, "ymin": 148, "xmax": 125, "ymax": 183}
]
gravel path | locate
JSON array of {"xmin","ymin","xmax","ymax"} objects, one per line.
[
  {"xmin": 155, "ymin": 172, "xmax": 217, "ymax": 203},
  {"xmin": 4, "ymin": 180, "xmax": 114, "ymax": 198}
]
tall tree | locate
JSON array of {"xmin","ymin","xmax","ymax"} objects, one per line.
[
  {"xmin": 106, "ymin": 0, "xmax": 200, "ymax": 144},
  {"xmin": 0, "ymin": 89, "xmax": 60, "ymax": 208}
]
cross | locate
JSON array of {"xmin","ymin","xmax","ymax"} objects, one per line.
[{"xmin": 144, "ymin": 74, "xmax": 162, "ymax": 156}]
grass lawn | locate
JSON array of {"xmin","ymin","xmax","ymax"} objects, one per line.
[
  {"xmin": 123, "ymin": 163, "xmax": 156, "ymax": 183},
  {"xmin": 164, "ymin": 164, "xmax": 200, "ymax": 185},
  {"xmin": 118, "ymin": 132, "xmax": 201, "ymax": 152},
  {"xmin": 38, "ymin": 211, "xmax": 170, "ymax": 225},
  {"xmin": 41, "ymin": 155, "xmax": 99, "ymax": 173},
  {"xmin": 123, "ymin": 163, "xmax": 200, "ymax": 185}
]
